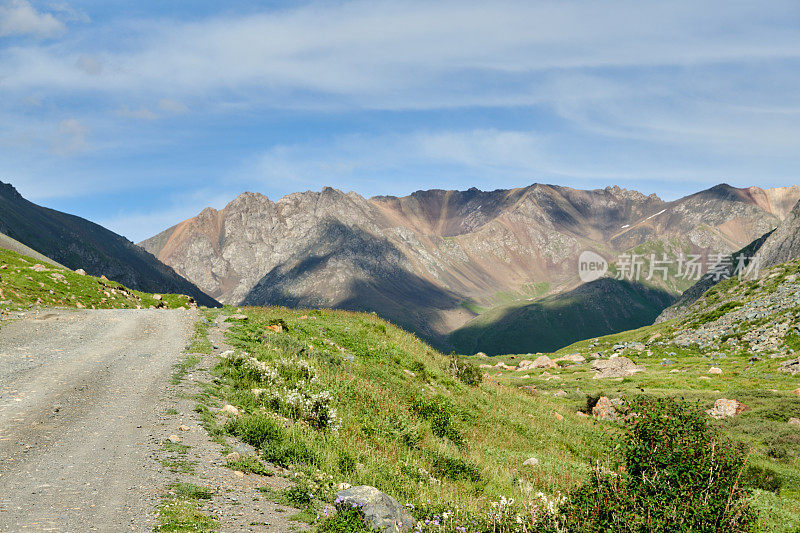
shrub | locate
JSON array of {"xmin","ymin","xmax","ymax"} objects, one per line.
[
  {"xmin": 317, "ymin": 501, "xmax": 379, "ymax": 533},
  {"xmin": 448, "ymin": 353, "xmax": 483, "ymax": 386},
  {"xmin": 226, "ymin": 413, "xmax": 283, "ymax": 448},
  {"xmin": 743, "ymin": 465, "xmax": 782, "ymax": 493},
  {"xmin": 559, "ymin": 396, "xmax": 757, "ymax": 532},
  {"xmin": 411, "ymin": 395, "xmax": 464, "ymax": 446},
  {"xmin": 430, "ymin": 453, "xmax": 481, "ymax": 483}
]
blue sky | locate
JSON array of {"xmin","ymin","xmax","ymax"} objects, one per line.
[{"xmin": 1, "ymin": 0, "xmax": 799, "ymax": 242}]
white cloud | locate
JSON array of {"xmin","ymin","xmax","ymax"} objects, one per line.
[{"xmin": 0, "ymin": 0, "xmax": 64, "ymax": 38}]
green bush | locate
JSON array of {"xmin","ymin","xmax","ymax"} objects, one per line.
[
  {"xmin": 448, "ymin": 353, "xmax": 483, "ymax": 386},
  {"xmin": 226, "ymin": 413, "xmax": 283, "ymax": 448},
  {"xmin": 411, "ymin": 395, "xmax": 464, "ymax": 446},
  {"xmin": 743, "ymin": 465, "xmax": 783, "ymax": 493},
  {"xmin": 316, "ymin": 504, "xmax": 379, "ymax": 533},
  {"xmin": 559, "ymin": 396, "xmax": 757, "ymax": 532},
  {"xmin": 430, "ymin": 453, "xmax": 481, "ymax": 483}
]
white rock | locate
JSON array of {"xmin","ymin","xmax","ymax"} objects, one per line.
[
  {"xmin": 523, "ymin": 457, "xmax": 539, "ymax": 466},
  {"xmin": 222, "ymin": 404, "xmax": 240, "ymax": 416}
]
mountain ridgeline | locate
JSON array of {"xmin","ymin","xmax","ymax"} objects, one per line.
[
  {"xmin": 141, "ymin": 183, "xmax": 799, "ymax": 354},
  {"xmin": 0, "ymin": 181, "xmax": 219, "ymax": 308}
]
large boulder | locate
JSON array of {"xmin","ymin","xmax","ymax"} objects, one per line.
[
  {"xmin": 706, "ymin": 399, "xmax": 748, "ymax": 419},
  {"xmin": 591, "ymin": 357, "xmax": 645, "ymax": 379},
  {"xmin": 592, "ymin": 396, "xmax": 624, "ymax": 421},
  {"xmin": 335, "ymin": 486, "xmax": 416, "ymax": 533},
  {"xmin": 521, "ymin": 355, "xmax": 557, "ymax": 369}
]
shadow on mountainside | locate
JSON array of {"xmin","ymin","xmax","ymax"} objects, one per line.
[
  {"xmin": 449, "ymin": 278, "xmax": 676, "ymax": 355},
  {"xmin": 242, "ymin": 219, "xmax": 464, "ymax": 348}
]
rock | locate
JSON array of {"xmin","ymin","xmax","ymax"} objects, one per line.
[
  {"xmin": 554, "ymin": 412, "xmax": 564, "ymax": 421},
  {"xmin": 478, "ymin": 364, "xmax": 493, "ymax": 369},
  {"xmin": 708, "ymin": 367, "xmax": 723, "ymax": 375},
  {"xmin": 153, "ymin": 294, "xmax": 162, "ymax": 300},
  {"xmin": 592, "ymin": 396, "xmax": 624, "ymax": 421},
  {"xmin": 74, "ymin": 268, "xmax": 86, "ymax": 275},
  {"xmin": 520, "ymin": 385, "xmax": 537, "ymax": 394},
  {"xmin": 222, "ymin": 404, "xmax": 240, "ymax": 416},
  {"xmin": 555, "ymin": 353, "xmax": 586, "ymax": 364},
  {"xmin": 523, "ymin": 457, "xmax": 539, "ymax": 466},
  {"xmin": 493, "ymin": 361, "xmax": 516, "ymax": 371},
  {"xmin": 474, "ymin": 352, "xmax": 487, "ymax": 358},
  {"xmin": 779, "ymin": 358, "xmax": 800, "ymax": 375},
  {"xmin": 168, "ymin": 435, "xmax": 181, "ymax": 443},
  {"xmin": 30, "ymin": 264, "xmax": 48, "ymax": 272},
  {"xmin": 706, "ymin": 399, "xmax": 748, "ymax": 419},
  {"xmin": 265, "ymin": 323, "xmax": 283, "ymax": 333},
  {"xmin": 661, "ymin": 359, "xmax": 676, "ymax": 366},
  {"xmin": 792, "ymin": 388, "xmax": 800, "ymax": 396},
  {"xmin": 553, "ymin": 390, "xmax": 568, "ymax": 398},
  {"xmin": 225, "ymin": 451, "xmax": 241, "ymax": 463},
  {"xmin": 591, "ymin": 357, "xmax": 645, "ymax": 379},
  {"xmin": 179, "ymin": 425, "xmax": 190, "ymax": 431},
  {"xmin": 789, "ymin": 418, "xmax": 800, "ymax": 426},
  {"xmin": 229, "ymin": 314, "xmax": 248, "ymax": 320},
  {"xmin": 576, "ymin": 411, "xmax": 589, "ymax": 418},
  {"xmin": 529, "ymin": 355, "xmax": 557, "ymax": 369},
  {"xmin": 336, "ymin": 482, "xmax": 352, "ymax": 491},
  {"xmin": 335, "ymin": 486, "xmax": 416, "ymax": 533}
]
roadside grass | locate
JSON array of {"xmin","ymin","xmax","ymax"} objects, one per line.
[
  {"xmin": 155, "ymin": 482, "xmax": 217, "ymax": 532},
  {"xmin": 206, "ymin": 307, "xmax": 611, "ymax": 529},
  {"xmin": 0, "ymin": 247, "xmax": 196, "ymax": 314},
  {"xmin": 172, "ymin": 309, "xmax": 221, "ymax": 384}
]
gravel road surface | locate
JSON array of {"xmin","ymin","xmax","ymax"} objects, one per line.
[{"xmin": 0, "ymin": 308, "xmax": 195, "ymax": 532}]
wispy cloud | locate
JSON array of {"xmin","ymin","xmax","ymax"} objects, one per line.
[{"xmin": 0, "ymin": 0, "xmax": 64, "ymax": 38}]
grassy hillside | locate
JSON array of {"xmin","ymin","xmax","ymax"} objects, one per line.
[
  {"xmin": 198, "ymin": 287, "xmax": 800, "ymax": 531},
  {"xmin": 0, "ymin": 181, "xmax": 219, "ymax": 307},
  {"xmin": 0, "ymin": 247, "xmax": 197, "ymax": 314},
  {"xmin": 202, "ymin": 306, "xmax": 611, "ymax": 528},
  {"xmin": 473, "ymin": 258, "xmax": 800, "ymax": 531},
  {"xmin": 450, "ymin": 278, "xmax": 675, "ymax": 355}
]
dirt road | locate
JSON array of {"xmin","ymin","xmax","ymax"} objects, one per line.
[{"xmin": 0, "ymin": 308, "xmax": 195, "ymax": 532}]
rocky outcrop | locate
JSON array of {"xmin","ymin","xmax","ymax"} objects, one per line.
[{"xmin": 707, "ymin": 399, "xmax": 748, "ymax": 419}]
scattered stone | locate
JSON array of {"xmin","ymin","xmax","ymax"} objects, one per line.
[
  {"xmin": 554, "ymin": 412, "xmax": 564, "ymax": 421},
  {"xmin": 225, "ymin": 451, "xmax": 241, "ymax": 463},
  {"xmin": 474, "ymin": 352, "xmax": 488, "ymax": 358},
  {"xmin": 336, "ymin": 483, "xmax": 352, "ymax": 491},
  {"xmin": 30, "ymin": 264, "xmax": 48, "ymax": 272},
  {"xmin": 520, "ymin": 385, "xmax": 537, "ymax": 395},
  {"xmin": 592, "ymin": 396, "xmax": 624, "ymax": 421},
  {"xmin": 228, "ymin": 314, "xmax": 248, "ymax": 320},
  {"xmin": 74, "ymin": 268, "xmax": 86, "ymax": 275},
  {"xmin": 792, "ymin": 388, "xmax": 800, "ymax": 396},
  {"xmin": 335, "ymin": 486, "xmax": 416, "ymax": 533},
  {"xmin": 706, "ymin": 399, "xmax": 748, "ymax": 419},
  {"xmin": 789, "ymin": 418, "xmax": 800, "ymax": 426},
  {"xmin": 779, "ymin": 358, "xmax": 800, "ymax": 375},
  {"xmin": 661, "ymin": 359, "xmax": 676, "ymax": 366},
  {"xmin": 403, "ymin": 369, "xmax": 417, "ymax": 377},
  {"xmin": 222, "ymin": 404, "xmax": 240, "ymax": 416},
  {"xmin": 178, "ymin": 425, "xmax": 190, "ymax": 431},
  {"xmin": 265, "ymin": 324, "xmax": 283, "ymax": 333},
  {"xmin": 523, "ymin": 457, "xmax": 539, "ymax": 466},
  {"xmin": 708, "ymin": 367, "xmax": 723, "ymax": 375},
  {"xmin": 168, "ymin": 435, "xmax": 181, "ymax": 443},
  {"xmin": 530, "ymin": 355, "xmax": 557, "ymax": 369},
  {"xmin": 553, "ymin": 390, "xmax": 568, "ymax": 398},
  {"xmin": 234, "ymin": 470, "xmax": 245, "ymax": 478},
  {"xmin": 591, "ymin": 357, "xmax": 645, "ymax": 379},
  {"xmin": 576, "ymin": 411, "xmax": 589, "ymax": 418}
]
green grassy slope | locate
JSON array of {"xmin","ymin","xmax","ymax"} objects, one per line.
[
  {"xmin": 204, "ymin": 306, "xmax": 612, "ymax": 527},
  {"xmin": 450, "ymin": 278, "xmax": 675, "ymax": 355},
  {"xmin": 201, "ymin": 296, "xmax": 800, "ymax": 531},
  {"xmin": 0, "ymin": 181, "xmax": 219, "ymax": 307},
  {"xmin": 474, "ymin": 258, "xmax": 800, "ymax": 531},
  {"xmin": 0, "ymin": 247, "xmax": 197, "ymax": 313}
]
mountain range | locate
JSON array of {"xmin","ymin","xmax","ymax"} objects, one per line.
[
  {"xmin": 0, "ymin": 181, "xmax": 219, "ymax": 308},
  {"xmin": 141, "ymin": 182, "xmax": 799, "ymax": 353}
]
